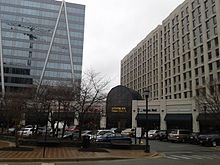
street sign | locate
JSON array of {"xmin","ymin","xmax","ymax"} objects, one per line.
[{"xmin": 136, "ymin": 127, "xmax": 142, "ymax": 138}]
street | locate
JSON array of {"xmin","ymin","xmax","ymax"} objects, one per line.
[{"xmin": 1, "ymin": 140, "xmax": 220, "ymax": 165}]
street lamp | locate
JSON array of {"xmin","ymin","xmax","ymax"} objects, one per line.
[
  {"xmin": 143, "ymin": 88, "xmax": 150, "ymax": 153},
  {"xmin": 203, "ymin": 105, "xmax": 207, "ymax": 133}
]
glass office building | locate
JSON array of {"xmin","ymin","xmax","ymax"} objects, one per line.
[{"xmin": 0, "ymin": 0, "xmax": 85, "ymax": 93}]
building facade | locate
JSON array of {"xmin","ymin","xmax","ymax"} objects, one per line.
[
  {"xmin": 0, "ymin": 0, "xmax": 85, "ymax": 95},
  {"xmin": 132, "ymin": 99, "xmax": 199, "ymax": 132},
  {"xmin": 121, "ymin": 0, "xmax": 220, "ymax": 132}
]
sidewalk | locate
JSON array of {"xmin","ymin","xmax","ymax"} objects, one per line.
[
  {"xmin": 214, "ymin": 146, "xmax": 220, "ymax": 150},
  {"xmin": 0, "ymin": 141, "xmax": 159, "ymax": 162}
]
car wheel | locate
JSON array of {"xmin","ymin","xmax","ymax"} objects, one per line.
[{"xmin": 212, "ymin": 141, "xmax": 217, "ymax": 147}]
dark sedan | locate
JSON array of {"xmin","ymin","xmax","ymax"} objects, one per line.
[
  {"xmin": 96, "ymin": 133, "xmax": 132, "ymax": 145},
  {"xmin": 199, "ymin": 134, "xmax": 220, "ymax": 147},
  {"xmin": 158, "ymin": 130, "xmax": 169, "ymax": 141},
  {"xmin": 188, "ymin": 132, "xmax": 200, "ymax": 144},
  {"xmin": 63, "ymin": 130, "xmax": 79, "ymax": 140}
]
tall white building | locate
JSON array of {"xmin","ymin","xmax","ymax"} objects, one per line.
[{"xmin": 121, "ymin": 0, "xmax": 220, "ymax": 132}]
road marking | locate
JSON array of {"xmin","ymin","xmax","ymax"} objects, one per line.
[
  {"xmin": 41, "ymin": 163, "xmax": 54, "ymax": 165},
  {"xmin": 165, "ymin": 154, "xmax": 220, "ymax": 160},
  {"xmin": 169, "ymin": 155, "xmax": 191, "ymax": 159},
  {"xmin": 165, "ymin": 156, "xmax": 179, "ymax": 160},
  {"xmin": 206, "ymin": 155, "xmax": 220, "ymax": 159},
  {"xmin": 193, "ymin": 155, "xmax": 214, "ymax": 159},
  {"xmin": 182, "ymin": 155, "xmax": 203, "ymax": 159},
  {"xmin": 164, "ymin": 151, "xmax": 193, "ymax": 154}
]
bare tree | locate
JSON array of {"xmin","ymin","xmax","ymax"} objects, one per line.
[
  {"xmin": 48, "ymin": 83, "xmax": 75, "ymax": 138},
  {"xmin": 72, "ymin": 70, "xmax": 110, "ymax": 137},
  {"xmin": 33, "ymin": 83, "xmax": 56, "ymax": 137},
  {"xmin": 2, "ymin": 88, "xmax": 34, "ymax": 147},
  {"xmin": 195, "ymin": 81, "xmax": 220, "ymax": 121}
]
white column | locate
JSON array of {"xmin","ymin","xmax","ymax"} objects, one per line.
[
  {"xmin": 160, "ymin": 100, "xmax": 167, "ymax": 130},
  {"xmin": 64, "ymin": 0, "xmax": 75, "ymax": 85},
  {"xmin": 132, "ymin": 100, "xmax": 138, "ymax": 128},
  {"xmin": 0, "ymin": 20, "xmax": 5, "ymax": 98},
  {"xmin": 192, "ymin": 100, "xmax": 200, "ymax": 132},
  {"xmin": 37, "ymin": 0, "xmax": 64, "ymax": 93}
]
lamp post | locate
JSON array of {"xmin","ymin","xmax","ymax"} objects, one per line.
[
  {"xmin": 143, "ymin": 88, "xmax": 150, "ymax": 153},
  {"xmin": 203, "ymin": 105, "xmax": 207, "ymax": 133}
]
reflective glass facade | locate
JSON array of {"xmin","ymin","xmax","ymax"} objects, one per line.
[{"xmin": 0, "ymin": 0, "xmax": 85, "ymax": 91}]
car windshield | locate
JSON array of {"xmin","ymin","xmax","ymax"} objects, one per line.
[
  {"xmin": 171, "ymin": 130, "xmax": 178, "ymax": 134},
  {"xmin": 82, "ymin": 131, "xmax": 92, "ymax": 134},
  {"xmin": 115, "ymin": 133, "xmax": 122, "ymax": 137},
  {"xmin": 99, "ymin": 131, "xmax": 111, "ymax": 135},
  {"xmin": 21, "ymin": 128, "xmax": 29, "ymax": 131},
  {"xmin": 101, "ymin": 133, "xmax": 114, "ymax": 137}
]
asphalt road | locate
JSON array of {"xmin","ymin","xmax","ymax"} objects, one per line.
[{"xmin": 1, "ymin": 140, "xmax": 220, "ymax": 165}]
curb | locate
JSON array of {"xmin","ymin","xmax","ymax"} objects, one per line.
[
  {"xmin": 143, "ymin": 152, "xmax": 163, "ymax": 159},
  {"xmin": 0, "ymin": 157, "xmax": 131, "ymax": 163},
  {"xmin": 211, "ymin": 147, "xmax": 220, "ymax": 151}
]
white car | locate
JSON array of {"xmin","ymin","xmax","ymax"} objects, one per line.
[
  {"xmin": 121, "ymin": 128, "xmax": 135, "ymax": 137},
  {"xmin": 90, "ymin": 130, "xmax": 113, "ymax": 140},
  {"xmin": 81, "ymin": 130, "xmax": 92, "ymax": 137},
  {"xmin": 148, "ymin": 130, "xmax": 159, "ymax": 139},
  {"xmin": 17, "ymin": 128, "xmax": 34, "ymax": 137}
]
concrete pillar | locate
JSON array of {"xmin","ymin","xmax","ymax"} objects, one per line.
[
  {"xmin": 160, "ymin": 100, "xmax": 167, "ymax": 130},
  {"xmin": 192, "ymin": 101, "xmax": 200, "ymax": 132},
  {"xmin": 132, "ymin": 100, "xmax": 138, "ymax": 128}
]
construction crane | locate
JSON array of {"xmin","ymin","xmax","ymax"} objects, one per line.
[{"xmin": 6, "ymin": 18, "xmax": 52, "ymax": 66}]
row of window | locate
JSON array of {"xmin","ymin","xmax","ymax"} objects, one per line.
[
  {"xmin": 1, "ymin": 14, "xmax": 84, "ymax": 34},
  {"xmin": 0, "ymin": 5, "xmax": 85, "ymax": 23},
  {"xmin": 2, "ymin": 31, "xmax": 84, "ymax": 48},
  {"xmin": 1, "ymin": 0, "xmax": 85, "ymax": 15},
  {"xmin": 3, "ymin": 48, "xmax": 82, "ymax": 63},
  {"xmin": 2, "ymin": 40, "xmax": 83, "ymax": 54},
  {"xmin": 3, "ymin": 58, "xmax": 82, "ymax": 72}
]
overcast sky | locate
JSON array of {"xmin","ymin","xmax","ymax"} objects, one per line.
[{"xmin": 67, "ymin": 0, "xmax": 185, "ymax": 89}]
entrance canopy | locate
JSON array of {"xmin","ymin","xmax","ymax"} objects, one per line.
[
  {"xmin": 164, "ymin": 114, "xmax": 192, "ymax": 121},
  {"xmin": 136, "ymin": 114, "xmax": 160, "ymax": 121}
]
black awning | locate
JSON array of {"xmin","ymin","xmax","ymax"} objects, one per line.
[
  {"xmin": 197, "ymin": 114, "xmax": 219, "ymax": 121},
  {"xmin": 136, "ymin": 114, "xmax": 160, "ymax": 121},
  {"xmin": 164, "ymin": 114, "xmax": 192, "ymax": 121}
]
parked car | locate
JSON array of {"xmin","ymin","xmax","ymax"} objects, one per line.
[
  {"xmin": 148, "ymin": 130, "xmax": 160, "ymax": 140},
  {"xmin": 25, "ymin": 125, "xmax": 34, "ymax": 128},
  {"xmin": 90, "ymin": 130, "xmax": 114, "ymax": 140},
  {"xmin": 81, "ymin": 130, "xmax": 92, "ymax": 137},
  {"xmin": 65, "ymin": 125, "xmax": 80, "ymax": 131},
  {"xmin": 121, "ymin": 128, "xmax": 135, "ymax": 137},
  {"xmin": 158, "ymin": 130, "xmax": 169, "ymax": 141},
  {"xmin": 198, "ymin": 133, "xmax": 220, "ymax": 147},
  {"xmin": 110, "ymin": 128, "xmax": 123, "ymax": 133},
  {"xmin": 63, "ymin": 130, "xmax": 80, "ymax": 140},
  {"xmin": 188, "ymin": 132, "xmax": 200, "ymax": 144},
  {"xmin": 17, "ymin": 128, "xmax": 34, "ymax": 137},
  {"xmin": 6, "ymin": 127, "xmax": 16, "ymax": 135},
  {"xmin": 96, "ymin": 132, "xmax": 132, "ymax": 145},
  {"xmin": 168, "ymin": 129, "xmax": 191, "ymax": 142},
  {"xmin": 37, "ymin": 127, "xmax": 51, "ymax": 135}
]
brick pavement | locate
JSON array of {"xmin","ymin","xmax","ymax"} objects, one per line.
[{"xmin": 0, "ymin": 140, "xmax": 157, "ymax": 162}]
